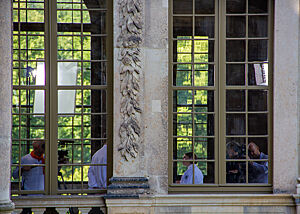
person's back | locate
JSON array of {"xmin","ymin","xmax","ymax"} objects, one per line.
[{"xmin": 88, "ymin": 144, "xmax": 107, "ymax": 189}]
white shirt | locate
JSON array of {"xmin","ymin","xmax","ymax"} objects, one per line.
[
  {"xmin": 88, "ymin": 144, "xmax": 107, "ymax": 189},
  {"xmin": 180, "ymin": 164, "xmax": 203, "ymax": 184}
]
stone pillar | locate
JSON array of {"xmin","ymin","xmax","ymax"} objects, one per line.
[
  {"xmin": 273, "ymin": 0, "xmax": 300, "ymax": 193},
  {"xmin": 0, "ymin": 1, "xmax": 14, "ymax": 213}
]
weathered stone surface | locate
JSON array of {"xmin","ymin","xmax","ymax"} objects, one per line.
[{"xmin": 273, "ymin": 0, "xmax": 299, "ymax": 194}]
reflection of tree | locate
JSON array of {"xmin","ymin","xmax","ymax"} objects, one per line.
[
  {"xmin": 12, "ymin": 1, "xmax": 107, "ymax": 184},
  {"xmin": 174, "ymin": 36, "xmax": 214, "ymax": 181}
]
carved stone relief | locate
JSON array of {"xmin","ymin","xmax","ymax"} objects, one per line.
[{"xmin": 117, "ymin": 0, "xmax": 143, "ymax": 160}]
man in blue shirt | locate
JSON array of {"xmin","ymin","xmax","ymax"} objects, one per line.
[
  {"xmin": 248, "ymin": 142, "xmax": 268, "ymax": 183},
  {"xmin": 180, "ymin": 152, "xmax": 203, "ymax": 184}
]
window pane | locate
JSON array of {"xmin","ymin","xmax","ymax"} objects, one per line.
[
  {"xmin": 249, "ymin": 16, "xmax": 268, "ymax": 37},
  {"xmin": 248, "ymin": 63, "xmax": 268, "ymax": 86},
  {"xmin": 194, "ymin": 114, "xmax": 214, "ymax": 136},
  {"xmin": 226, "ymin": 114, "xmax": 246, "ymax": 135},
  {"xmin": 195, "ymin": 17, "xmax": 215, "ymax": 38},
  {"xmin": 195, "ymin": 0, "xmax": 215, "ymax": 14},
  {"xmin": 174, "ymin": 114, "xmax": 193, "ymax": 136},
  {"xmin": 226, "ymin": 0, "xmax": 246, "ymax": 14},
  {"xmin": 173, "ymin": 90, "xmax": 193, "ymax": 112},
  {"xmin": 248, "ymin": 0, "xmax": 268, "ymax": 13},
  {"xmin": 195, "ymin": 64, "xmax": 214, "ymax": 86},
  {"xmin": 226, "ymin": 64, "xmax": 245, "ymax": 86},
  {"xmin": 248, "ymin": 90, "xmax": 268, "ymax": 111},
  {"xmin": 195, "ymin": 138, "xmax": 214, "ymax": 159},
  {"xmin": 248, "ymin": 114, "xmax": 268, "ymax": 135},
  {"xmin": 226, "ymin": 16, "xmax": 246, "ymax": 38},
  {"xmin": 248, "ymin": 161, "xmax": 268, "ymax": 183},
  {"xmin": 173, "ymin": 64, "xmax": 192, "ymax": 86},
  {"xmin": 173, "ymin": 0, "xmax": 192, "ymax": 14},
  {"xmin": 226, "ymin": 40, "xmax": 245, "ymax": 62},
  {"xmin": 173, "ymin": 17, "xmax": 193, "ymax": 38},
  {"xmin": 194, "ymin": 90, "xmax": 214, "ymax": 112},
  {"xmin": 173, "ymin": 138, "xmax": 192, "ymax": 160},
  {"xmin": 226, "ymin": 90, "xmax": 245, "ymax": 112},
  {"xmin": 248, "ymin": 40, "xmax": 268, "ymax": 62},
  {"xmin": 226, "ymin": 161, "xmax": 246, "ymax": 183}
]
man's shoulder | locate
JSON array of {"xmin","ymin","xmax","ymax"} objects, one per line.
[{"xmin": 21, "ymin": 154, "xmax": 36, "ymax": 163}]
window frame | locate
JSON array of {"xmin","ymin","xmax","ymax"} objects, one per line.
[
  {"xmin": 11, "ymin": 0, "xmax": 113, "ymax": 196},
  {"xmin": 168, "ymin": 0, "xmax": 274, "ymax": 193}
]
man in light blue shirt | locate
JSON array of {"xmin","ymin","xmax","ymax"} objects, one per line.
[
  {"xmin": 180, "ymin": 152, "xmax": 203, "ymax": 184},
  {"xmin": 248, "ymin": 142, "xmax": 268, "ymax": 183},
  {"xmin": 88, "ymin": 144, "xmax": 107, "ymax": 189}
]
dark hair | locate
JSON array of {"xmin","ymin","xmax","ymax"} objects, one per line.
[{"xmin": 184, "ymin": 152, "xmax": 197, "ymax": 164}]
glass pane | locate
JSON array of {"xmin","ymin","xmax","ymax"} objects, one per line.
[
  {"xmin": 174, "ymin": 114, "xmax": 193, "ymax": 136},
  {"xmin": 226, "ymin": 16, "xmax": 246, "ymax": 38},
  {"xmin": 174, "ymin": 40, "xmax": 192, "ymax": 63},
  {"xmin": 194, "ymin": 114, "xmax": 214, "ymax": 136},
  {"xmin": 226, "ymin": 114, "xmax": 246, "ymax": 135},
  {"xmin": 248, "ymin": 40, "xmax": 268, "ymax": 61},
  {"xmin": 202, "ymin": 162, "xmax": 215, "ymax": 183},
  {"xmin": 248, "ymin": 63, "xmax": 268, "ymax": 86},
  {"xmin": 173, "ymin": 0, "xmax": 192, "ymax": 14},
  {"xmin": 248, "ymin": 0, "xmax": 268, "ymax": 13},
  {"xmin": 226, "ymin": 161, "xmax": 246, "ymax": 183},
  {"xmin": 226, "ymin": 0, "xmax": 246, "ymax": 14},
  {"xmin": 173, "ymin": 90, "xmax": 193, "ymax": 112},
  {"xmin": 173, "ymin": 64, "xmax": 192, "ymax": 86},
  {"xmin": 173, "ymin": 138, "xmax": 192, "ymax": 160},
  {"xmin": 226, "ymin": 64, "xmax": 245, "ymax": 85},
  {"xmin": 226, "ymin": 40, "xmax": 245, "ymax": 62},
  {"xmin": 194, "ymin": 90, "xmax": 214, "ymax": 112},
  {"xmin": 195, "ymin": 0, "xmax": 215, "ymax": 14},
  {"xmin": 226, "ymin": 138, "xmax": 246, "ymax": 159},
  {"xmin": 248, "ymin": 90, "xmax": 268, "ymax": 111},
  {"xmin": 173, "ymin": 17, "xmax": 193, "ymax": 38},
  {"xmin": 248, "ymin": 114, "xmax": 268, "ymax": 135},
  {"xmin": 195, "ymin": 64, "xmax": 214, "ymax": 86},
  {"xmin": 249, "ymin": 16, "xmax": 268, "ymax": 37},
  {"xmin": 83, "ymin": 62, "xmax": 107, "ymax": 86},
  {"xmin": 195, "ymin": 17, "xmax": 215, "ymax": 38},
  {"xmin": 195, "ymin": 138, "xmax": 214, "ymax": 159},
  {"xmin": 226, "ymin": 90, "xmax": 245, "ymax": 112},
  {"xmin": 194, "ymin": 40, "xmax": 214, "ymax": 62}
]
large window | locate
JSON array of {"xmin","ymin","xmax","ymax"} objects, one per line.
[
  {"xmin": 170, "ymin": 0, "xmax": 272, "ymax": 192},
  {"xmin": 11, "ymin": 0, "xmax": 112, "ymax": 195}
]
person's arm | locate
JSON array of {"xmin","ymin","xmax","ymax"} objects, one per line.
[{"xmin": 252, "ymin": 161, "xmax": 268, "ymax": 174}]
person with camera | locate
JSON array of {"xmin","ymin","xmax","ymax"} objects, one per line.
[{"xmin": 226, "ymin": 141, "xmax": 246, "ymax": 183}]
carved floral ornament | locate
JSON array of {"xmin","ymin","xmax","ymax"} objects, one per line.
[{"xmin": 117, "ymin": 0, "xmax": 143, "ymax": 161}]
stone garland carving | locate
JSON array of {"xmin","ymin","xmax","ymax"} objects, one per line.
[{"xmin": 117, "ymin": 0, "xmax": 143, "ymax": 160}]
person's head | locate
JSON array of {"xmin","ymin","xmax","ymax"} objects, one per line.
[
  {"xmin": 32, "ymin": 141, "xmax": 45, "ymax": 156},
  {"xmin": 183, "ymin": 152, "xmax": 197, "ymax": 167},
  {"xmin": 248, "ymin": 142, "xmax": 260, "ymax": 159},
  {"xmin": 226, "ymin": 141, "xmax": 241, "ymax": 158}
]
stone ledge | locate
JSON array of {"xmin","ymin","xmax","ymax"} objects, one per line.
[
  {"xmin": 12, "ymin": 195, "xmax": 105, "ymax": 208},
  {"xmin": 0, "ymin": 201, "xmax": 15, "ymax": 212},
  {"xmin": 105, "ymin": 194, "xmax": 296, "ymax": 207},
  {"xmin": 109, "ymin": 177, "xmax": 149, "ymax": 182},
  {"xmin": 108, "ymin": 184, "xmax": 150, "ymax": 189}
]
